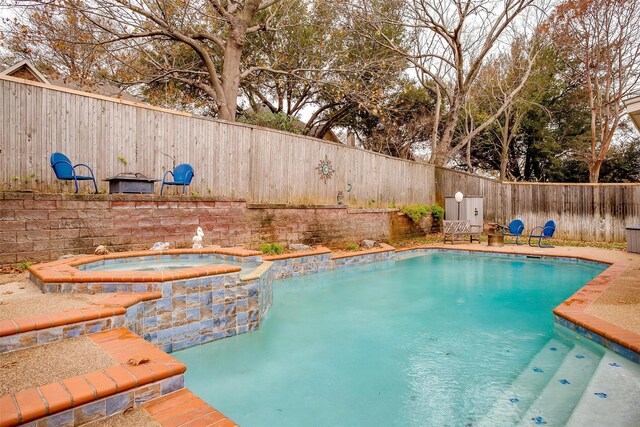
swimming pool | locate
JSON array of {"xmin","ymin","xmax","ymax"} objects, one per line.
[{"xmin": 174, "ymin": 252, "xmax": 611, "ymax": 426}]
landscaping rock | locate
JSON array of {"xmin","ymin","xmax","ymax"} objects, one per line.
[
  {"xmin": 94, "ymin": 245, "xmax": 110, "ymax": 255},
  {"xmin": 150, "ymin": 242, "xmax": 170, "ymax": 251},
  {"xmin": 360, "ymin": 239, "xmax": 376, "ymax": 248},
  {"xmin": 289, "ymin": 243, "xmax": 312, "ymax": 251}
]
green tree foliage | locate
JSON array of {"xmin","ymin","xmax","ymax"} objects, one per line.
[
  {"xmin": 241, "ymin": 0, "xmax": 407, "ymax": 139},
  {"xmin": 356, "ymin": 83, "xmax": 438, "ymax": 159},
  {"xmin": 238, "ymin": 110, "xmax": 303, "ymax": 134},
  {"xmin": 0, "ymin": 3, "xmax": 110, "ymax": 83}
]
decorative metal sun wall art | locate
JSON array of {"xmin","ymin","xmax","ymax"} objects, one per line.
[{"xmin": 316, "ymin": 155, "xmax": 335, "ymax": 183}]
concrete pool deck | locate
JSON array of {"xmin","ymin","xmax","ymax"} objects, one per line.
[{"xmin": 0, "ymin": 242, "xmax": 638, "ymax": 426}]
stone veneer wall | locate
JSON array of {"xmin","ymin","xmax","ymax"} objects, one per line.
[
  {"xmin": 126, "ymin": 269, "xmax": 273, "ymax": 353},
  {"xmin": 0, "ymin": 313, "xmax": 126, "ymax": 354},
  {"xmin": 268, "ymin": 250, "xmax": 396, "ymax": 279},
  {"xmin": 29, "ymin": 270, "xmax": 273, "ymax": 355},
  {"xmin": 0, "ymin": 193, "xmax": 422, "ymax": 264}
]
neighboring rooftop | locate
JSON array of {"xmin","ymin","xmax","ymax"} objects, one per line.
[
  {"xmin": 624, "ymin": 94, "xmax": 640, "ymax": 134},
  {"xmin": 0, "ymin": 60, "xmax": 139, "ymax": 102}
]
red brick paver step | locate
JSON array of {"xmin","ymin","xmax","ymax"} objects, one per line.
[
  {"xmin": 0, "ymin": 328, "xmax": 186, "ymax": 427},
  {"xmin": 143, "ymin": 389, "xmax": 237, "ymax": 427},
  {"xmin": 0, "ymin": 292, "xmax": 161, "ymax": 338}
]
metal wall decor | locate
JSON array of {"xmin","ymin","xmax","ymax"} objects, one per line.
[{"xmin": 316, "ymin": 155, "xmax": 335, "ymax": 183}]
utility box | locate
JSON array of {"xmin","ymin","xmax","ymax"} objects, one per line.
[
  {"xmin": 445, "ymin": 195, "xmax": 484, "ymax": 228},
  {"xmin": 627, "ymin": 226, "xmax": 640, "ymax": 254}
]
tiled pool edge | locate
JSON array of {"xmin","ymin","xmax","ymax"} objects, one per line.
[
  {"xmin": 0, "ymin": 327, "xmax": 235, "ymax": 427},
  {"xmin": 0, "ymin": 293, "xmax": 160, "ymax": 354},
  {"xmin": 28, "ymin": 247, "xmax": 262, "ymax": 294},
  {"xmin": 554, "ymin": 316, "xmax": 639, "ymax": 364},
  {"xmin": 264, "ymin": 244, "xmax": 396, "ymax": 278},
  {"xmin": 551, "ymin": 262, "xmax": 640, "ymax": 363},
  {"xmin": 142, "ymin": 388, "xmax": 237, "ymax": 426},
  {"xmin": 117, "ymin": 260, "xmax": 274, "ymax": 353}
]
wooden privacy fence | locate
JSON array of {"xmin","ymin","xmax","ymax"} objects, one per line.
[
  {"xmin": 436, "ymin": 167, "xmax": 640, "ymax": 242},
  {"xmin": 0, "ymin": 75, "xmax": 435, "ymax": 207},
  {"xmin": 1, "ymin": 76, "xmax": 638, "ymax": 241}
]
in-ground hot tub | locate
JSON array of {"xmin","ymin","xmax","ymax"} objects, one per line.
[
  {"xmin": 28, "ymin": 247, "xmax": 273, "ymax": 352},
  {"xmin": 78, "ymin": 253, "xmax": 258, "ymax": 274}
]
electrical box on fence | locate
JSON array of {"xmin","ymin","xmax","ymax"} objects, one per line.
[{"xmin": 444, "ymin": 195, "xmax": 484, "ymax": 228}]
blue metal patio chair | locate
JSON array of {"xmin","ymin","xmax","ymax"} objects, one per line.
[
  {"xmin": 528, "ymin": 220, "xmax": 556, "ymax": 248},
  {"xmin": 160, "ymin": 163, "xmax": 194, "ymax": 195},
  {"xmin": 50, "ymin": 152, "xmax": 98, "ymax": 194},
  {"xmin": 499, "ymin": 219, "xmax": 525, "ymax": 245}
]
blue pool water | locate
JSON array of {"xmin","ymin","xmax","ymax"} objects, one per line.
[
  {"xmin": 174, "ymin": 253, "xmax": 606, "ymax": 426},
  {"xmin": 80, "ymin": 256, "xmax": 254, "ymax": 273}
]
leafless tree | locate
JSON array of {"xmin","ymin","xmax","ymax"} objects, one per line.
[
  {"xmin": 469, "ymin": 37, "xmax": 552, "ymax": 179},
  {"xmin": 345, "ymin": 0, "xmax": 544, "ymax": 166},
  {"xmin": 550, "ymin": 0, "xmax": 640, "ymax": 182},
  {"xmin": 7, "ymin": 0, "xmax": 285, "ymax": 121}
]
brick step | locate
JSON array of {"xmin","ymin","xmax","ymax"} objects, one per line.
[
  {"xmin": 143, "ymin": 389, "xmax": 237, "ymax": 427},
  {"xmin": 0, "ymin": 293, "xmax": 161, "ymax": 354},
  {"xmin": 0, "ymin": 328, "xmax": 185, "ymax": 427}
]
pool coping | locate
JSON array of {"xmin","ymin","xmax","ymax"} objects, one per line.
[{"xmin": 142, "ymin": 388, "xmax": 237, "ymax": 426}]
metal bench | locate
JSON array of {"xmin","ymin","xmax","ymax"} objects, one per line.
[{"xmin": 443, "ymin": 220, "xmax": 482, "ymax": 244}]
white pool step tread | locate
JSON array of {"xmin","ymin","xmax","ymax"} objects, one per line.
[
  {"xmin": 565, "ymin": 351, "xmax": 640, "ymax": 427},
  {"xmin": 476, "ymin": 338, "xmax": 573, "ymax": 427},
  {"xmin": 517, "ymin": 341, "xmax": 601, "ymax": 426}
]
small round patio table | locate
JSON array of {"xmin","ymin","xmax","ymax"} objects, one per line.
[{"xmin": 487, "ymin": 234, "xmax": 504, "ymax": 247}]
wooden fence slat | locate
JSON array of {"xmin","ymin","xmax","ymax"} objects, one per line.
[{"xmin": 1, "ymin": 77, "xmax": 639, "ymax": 241}]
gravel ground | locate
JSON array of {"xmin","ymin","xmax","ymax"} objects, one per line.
[
  {"xmin": 587, "ymin": 268, "xmax": 640, "ymax": 335},
  {"xmin": 84, "ymin": 408, "xmax": 162, "ymax": 427},
  {"xmin": 0, "ymin": 337, "xmax": 117, "ymax": 396},
  {"xmin": 0, "ymin": 273, "xmax": 107, "ymax": 321},
  {"xmin": 0, "ymin": 272, "xmax": 29, "ymax": 286}
]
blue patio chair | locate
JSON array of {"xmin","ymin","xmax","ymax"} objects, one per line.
[
  {"xmin": 499, "ymin": 219, "xmax": 525, "ymax": 245},
  {"xmin": 528, "ymin": 220, "xmax": 556, "ymax": 248},
  {"xmin": 50, "ymin": 152, "xmax": 98, "ymax": 194},
  {"xmin": 160, "ymin": 163, "xmax": 194, "ymax": 195}
]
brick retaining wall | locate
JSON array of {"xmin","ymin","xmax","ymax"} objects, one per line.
[{"xmin": 0, "ymin": 193, "xmax": 422, "ymax": 264}]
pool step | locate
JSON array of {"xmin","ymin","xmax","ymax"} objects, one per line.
[
  {"xmin": 476, "ymin": 337, "xmax": 573, "ymax": 427},
  {"xmin": 0, "ymin": 328, "xmax": 187, "ymax": 427},
  {"xmin": 0, "ymin": 292, "xmax": 162, "ymax": 354},
  {"xmin": 565, "ymin": 351, "xmax": 640, "ymax": 427},
  {"xmin": 517, "ymin": 339, "xmax": 601, "ymax": 426},
  {"xmin": 142, "ymin": 388, "xmax": 238, "ymax": 426}
]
